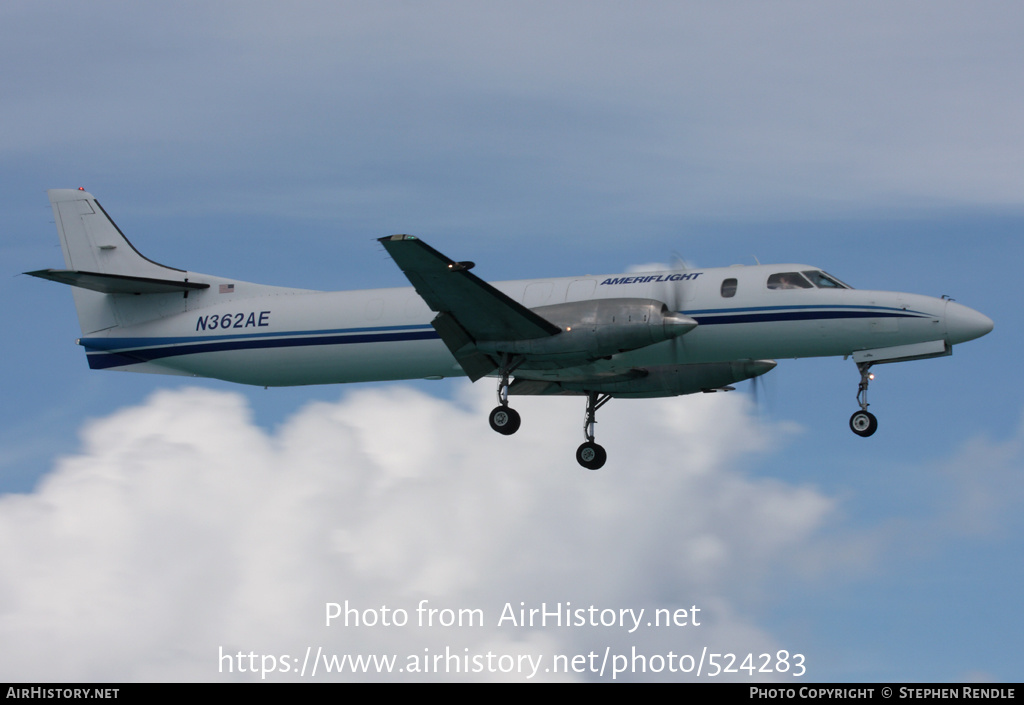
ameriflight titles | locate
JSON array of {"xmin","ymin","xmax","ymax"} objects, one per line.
[{"xmin": 327, "ymin": 600, "xmax": 700, "ymax": 635}]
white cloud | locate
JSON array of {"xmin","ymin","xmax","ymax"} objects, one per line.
[
  {"xmin": 936, "ymin": 416, "xmax": 1024, "ymax": 538},
  {"xmin": 0, "ymin": 383, "xmax": 839, "ymax": 681}
]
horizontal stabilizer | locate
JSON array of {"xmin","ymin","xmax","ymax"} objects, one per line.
[{"xmin": 25, "ymin": 269, "xmax": 210, "ymax": 295}]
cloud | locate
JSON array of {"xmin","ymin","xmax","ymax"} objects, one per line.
[
  {"xmin": 0, "ymin": 383, "xmax": 836, "ymax": 681},
  {"xmin": 936, "ymin": 416, "xmax": 1024, "ymax": 537},
  {"xmin": 5, "ymin": 3, "xmax": 1023, "ymax": 224}
]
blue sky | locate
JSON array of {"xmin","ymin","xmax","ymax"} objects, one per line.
[{"xmin": 2, "ymin": 2, "xmax": 1021, "ymax": 682}]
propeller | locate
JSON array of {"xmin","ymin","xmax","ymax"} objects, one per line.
[
  {"xmin": 661, "ymin": 251, "xmax": 687, "ymax": 307},
  {"xmin": 747, "ymin": 365, "xmax": 778, "ymax": 419},
  {"xmin": 750, "ymin": 374, "xmax": 764, "ymax": 416},
  {"xmin": 653, "ymin": 253, "xmax": 773, "ymax": 416},
  {"xmin": 657, "ymin": 253, "xmax": 691, "ymax": 360}
]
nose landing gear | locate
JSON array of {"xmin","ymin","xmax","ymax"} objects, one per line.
[{"xmin": 849, "ymin": 362, "xmax": 878, "ymax": 437}]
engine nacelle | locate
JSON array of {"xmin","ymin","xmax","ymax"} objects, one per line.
[{"xmin": 477, "ymin": 298, "xmax": 697, "ymax": 362}]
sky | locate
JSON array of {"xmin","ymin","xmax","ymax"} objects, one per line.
[{"xmin": 1, "ymin": 1, "xmax": 1022, "ymax": 682}]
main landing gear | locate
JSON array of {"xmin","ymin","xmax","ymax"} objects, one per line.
[
  {"xmin": 849, "ymin": 362, "xmax": 878, "ymax": 437},
  {"xmin": 486, "ymin": 359, "xmax": 611, "ymax": 470},
  {"xmin": 488, "ymin": 356, "xmax": 522, "ymax": 436},
  {"xmin": 577, "ymin": 391, "xmax": 611, "ymax": 470}
]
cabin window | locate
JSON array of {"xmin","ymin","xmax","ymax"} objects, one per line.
[
  {"xmin": 767, "ymin": 272, "xmax": 813, "ymax": 290},
  {"xmin": 720, "ymin": 278, "xmax": 738, "ymax": 298}
]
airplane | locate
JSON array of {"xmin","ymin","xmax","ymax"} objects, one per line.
[{"xmin": 28, "ymin": 188, "xmax": 993, "ymax": 469}]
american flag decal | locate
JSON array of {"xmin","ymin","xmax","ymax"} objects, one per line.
[{"xmin": 219, "ymin": 284, "xmax": 235, "ymax": 294}]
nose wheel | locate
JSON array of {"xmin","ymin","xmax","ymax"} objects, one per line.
[
  {"xmin": 849, "ymin": 409, "xmax": 878, "ymax": 437},
  {"xmin": 850, "ymin": 362, "xmax": 878, "ymax": 437}
]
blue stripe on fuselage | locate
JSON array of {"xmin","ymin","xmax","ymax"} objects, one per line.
[
  {"xmin": 81, "ymin": 305, "xmax": 928, "ymax": 370},
  {"xmin": 82, "ymin": 325, "xmax": 438, "ymax": 370},
  {"xmin": 686, "ymin": 305, "xmax": 928, "ymax": 326}
]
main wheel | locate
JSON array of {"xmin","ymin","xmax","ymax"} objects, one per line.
[
  {"xmin": 489, "ymin": 406, "xmax": 521, "ymax": 435},
  {"xmin": 849, "ymin": 410, "xmax": 878, "ymax": 437},
  {"xmin": 576, "ymin": 441, "xmax": 607, "ymax": 470}
]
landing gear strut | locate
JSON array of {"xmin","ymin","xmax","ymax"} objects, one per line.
[
  {"xmin": 577, "ymin": 391, "xmax": 611, "ymax": 470},
  {"xmin": 849, "ymin": 362, "xmax": 878, "ymax": 437},
  {"xmin": 488, "ymin": 355, "xmax": 522, "ymax": 436}
]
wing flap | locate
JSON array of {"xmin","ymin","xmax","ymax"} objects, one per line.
[{"xmin": 431, "ymin": 312, "xmax": 499, "ymax": 381}]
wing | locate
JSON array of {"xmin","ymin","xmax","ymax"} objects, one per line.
[{"xmin": 379, "ymin": 235, "xmax": 560, "ymax": 380}]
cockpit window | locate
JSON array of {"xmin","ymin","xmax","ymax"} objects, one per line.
[
  {"xmin": 766, "ymin": 272, "xmax": 813, "ymax": 290},
  {"xmin": 802, "ymin": 270, "xmax": 851, "ymax": 289},
  {"xmin": 767, "ymin": 270, "xmax": 852, "ymax": 290}
]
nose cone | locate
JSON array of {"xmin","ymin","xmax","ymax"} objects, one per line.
[{"xmin": 945, "ymin": 300, "xmax": 994, "ymax": 345}]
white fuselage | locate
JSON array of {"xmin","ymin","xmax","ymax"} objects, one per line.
[{"xmin": 78, "ymin": 263, "xmax": 991, "ymax": 389}]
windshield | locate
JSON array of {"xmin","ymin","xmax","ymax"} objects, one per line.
[
  {"xmin": 767, "ymin": 272, "xmax": 813, "ymax": 290},
  {"xmin": 803, "ymin": 270, "xmax": 851, "ymax": 289},
  {"xmin": 767, "ymin": 270, "xmax": 851, "ymax": 290}
]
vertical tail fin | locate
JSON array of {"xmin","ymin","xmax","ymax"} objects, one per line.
[
  {"xmin": 31, "ymin": 190, "xmax": 202, "ymax": 335},
  {"xmin": 48, "ymin": 189, "xmax": 183, "ymax": 278}
]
